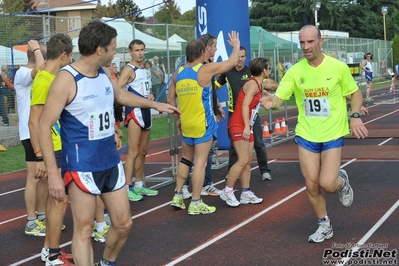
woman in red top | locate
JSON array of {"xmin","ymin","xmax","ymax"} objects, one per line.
[{"xmin": 220, "ymin": 57, "xmax": 270, "ymax": 207}]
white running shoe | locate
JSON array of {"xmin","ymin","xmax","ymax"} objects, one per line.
[
  {"xmin": 201, "ymin": 184, "xmax": 222, "ymax": 196},
  {"xmin": 220, "ymin": 190, "xmax": 240, "ymax": 207},
  {"xmin": 308, "ymin": 221, "xmax": 333, "ymax": 243},
  {"xmin": 182, "ymin": 185, "xmax": 192, "ymax": 199},
  {"xmin": 261, "ymin": 172, "xmax": 272, "ymax": 181},
  {"xmin": 338, "ymin": 169, "xmax": 354, "ymax": 207},
  {"xmin": 41, "ymin": 247, "xmax": 49, "ymax": 262},
  {"xmin": 240, "ymin": 191, "xmax": 263, "ymax": 204}
]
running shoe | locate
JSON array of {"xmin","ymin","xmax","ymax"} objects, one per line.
[
  {"xmin": 308, "ymin": 221, "xmax": 333, "ymax": 243},
  {"xmin": 182, "ymin": 185, "xmax": 192, "ymax": 199},
  {"xmin": 127, "ymin": 189, "xmax": 144, "ymax": 202},
  {"xmin": 39, "ymin": 218, "xmax": 66, "ymax": 231},
  {"xmin": 261, "ymin": 172, "xmax": 272, "ymax": 181},
  {"xmin": 188, "ymin": 200, "xmax": 216, "ymax": 215},
  {"xmin": 240, "ymin": 191, "xmax": 263, "ymax": 204},
  {"xmin": 220, "ymin": 190, "xmax": 240, "ymax": 207},
  {"xmin": 104, "ymin": 213, "xmax": 111, "ymax": 226},
  {"xmin": 338, "ymin": 169, "xmax": 354, "ymax": 207},
  {"xmin": 45, "ymin": 252, "xmax": 74, "ymax": 266},
  {"xmin": 201, "ymin": 184, "xmax": 222, "ymax": 196},
  {"xmin": 93, "ymin": 225, "xmax": 110, "ymax": 243},
  {"xmin": 133, "ymin": 185, "xmax": 158, "ymax": 196},
  {"xmin": 25, "ymin": 219, "xmax": 46, "ymax": 236},
  {"xmin": 170, "ymin": 194, "xmax": 186, "ymax": 210},
  {"xmin": 41, "ymin": 248, "xmax": 73, "ymax": 262}
]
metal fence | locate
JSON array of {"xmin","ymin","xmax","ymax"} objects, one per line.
[
  {"xmin": 251, "ymin": 30, "xmax": 393, "ymax": 83},
  {"xmin": 0, "ymin": 13, "xmax": 393, "ymax": 116}
]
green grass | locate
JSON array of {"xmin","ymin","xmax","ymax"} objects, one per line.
[{"xmin": 0, "ymin": 78, "xmax": 392, "ymax": 174}]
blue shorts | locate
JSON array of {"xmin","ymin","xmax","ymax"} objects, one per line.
[
  {"xmin": 365, "ymin": 72, "xmax": 373, "ymax": 83},
  {"xmin": 182, "ymin": 128, "xmax": 216, "ymax": 146},
  {"xmin": 294, "ymin": 136, "xmax": 344, "ymax": 153}
]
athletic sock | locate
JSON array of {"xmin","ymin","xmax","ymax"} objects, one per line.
[
  {"xmin": 135, "ymin": 181, "xmax": 143, "ymax": 188},
  {"xmin": 191, "ymin": 198, "xmax": 200, "ymax": 205},
  {"xmin": 27, "ymin": 217, "xmax": 36, "ymax": 226},
  {"xmin": 48, "ymin": 248, "xmax": 61, "ymax": 260},
  {"xmin": 100, "ymin": 257, "xmax": 116, "ymax": 266},
  {"xmin": 224, "ymin": 186, "xmax": 233, "ymax": 193},
  {"xmin": 37, "ymin": 212, "xmax": 46, "ymax": 221},
  {"xmin": 95, "ymin": 221, "xmax": 107, "ymax": 233},
  {"xmin": 241, "ymin": 188, "xmax": 251, "ymax": 196}
]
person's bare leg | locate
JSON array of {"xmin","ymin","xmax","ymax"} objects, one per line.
[
  {"xmin": 124, "ymin": 121, "xmax": 141, "ymax": 184},
  {"xmin": 134, "ymin": 129, "xmax": 150, "ymax": 183},
  {"xmin": 101, "ymin": 187, "xmax": 132, "ymax": 261},
  {"xmin": 25, "ymin": 162, "xmax": 39, "ymax": 219},
  {"xmin": 68, "ymin": 182, "xmax": 96, "ymax": 265},
  {"xmin": 191, "ymin": 140, "xmax": 212, "ymax": 200}
]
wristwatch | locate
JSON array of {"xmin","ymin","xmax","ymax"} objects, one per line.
[{"xmin": 350, "ymin": 112, "xmax": 361, "ymax": 118}]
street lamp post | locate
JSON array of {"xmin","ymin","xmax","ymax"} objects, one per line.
[
  {"xmin": 382, "ymin": 6, "xmax": 388, "ymax": 41},
  {"xmin": 313, "ymin": 2, "xmax": 321, "ymax": 28}
]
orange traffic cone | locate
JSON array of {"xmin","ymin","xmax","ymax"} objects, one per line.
[
  {"xmin": 262, "ymin": 121, "xmax": 270, "ymax": 138},
  {"xmin": 274, "ymin": 119, "xmax": 282, "ymax": 134},
  {"xmin": 281, "ymin": 117, "xmax": 287, "ymax": 133}
]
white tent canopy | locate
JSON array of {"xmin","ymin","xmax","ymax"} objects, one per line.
[
  {"xmin": 0, "ymin": 45, "xmax": 28, "ymax": 66},
  {"xmin": 72, "ymin": 18, "xmax": 182, "ymax": 52},
  {"xmin": 168, "ymin": 34, "xmax": 187, "ymax": 44}
]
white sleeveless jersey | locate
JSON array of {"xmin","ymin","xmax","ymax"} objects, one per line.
[
  {"xmin": 123, "ymin": 63, "xmax": 150, "ymax": 98},
  {"xmin": 365, "ymin": 61, "xmax": 372, "ymax": 72},
  {"xmin": 60, "ymin": 65, "xmax": 120, "ymax": 173}
]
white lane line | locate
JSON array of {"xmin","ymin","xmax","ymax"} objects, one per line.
[
  {"xmin": 0, "ymin": 187, "xmax": 24, "ymax": 197},
  {"xmin": 336, "ymin": 199, "xmax": 399, "ymax": 266},
  {"xmin": 165, "ymin": 186, "xmax": 307, "ymax": 266},
  {"xmin": 363, "ymin": 109, "xmax": 399, "ymax": 124},
  {"xmin": 378, "ymin": 138, "xmax": 392, "ymax": 146}
]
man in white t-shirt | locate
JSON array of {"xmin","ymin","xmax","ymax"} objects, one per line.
[{"xmin": 14, "ymin": 40, "xmax": 47, "ymax": 236}]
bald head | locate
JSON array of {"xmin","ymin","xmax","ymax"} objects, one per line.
[{"xmin": 299, "ymin": 25, "xmax": 324, "ymax": 63}]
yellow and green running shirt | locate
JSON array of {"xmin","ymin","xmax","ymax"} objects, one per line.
[
  {"xmin": 276, "ymin": 55, "xmax": 358, "ymax": 142},
  {"xmin": 175, "ymin": 63, "xmax": 218, "ymax": 138},
  {"xmin": 31, "ymin": 69, "xmax": 62, "ymax": 151}
]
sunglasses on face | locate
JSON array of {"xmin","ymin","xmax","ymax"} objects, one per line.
[{"xmin": 205, "ymin": 33, "xmax": 216, "ymax": 46}]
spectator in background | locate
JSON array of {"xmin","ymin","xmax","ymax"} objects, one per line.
[
  {"xmin": 0, "ymin": 65, "xmax": 14, "ymax": 125},
  {"xmin": 151, "ymin": 56, "xmax": 164, "ymax": 102},
  {"xmin": 144, "ymin": 60, "xmax": 152, "ymax": 89},
  {"xmin": 276, "ymin": 61, "xmax": 285, "ymax": 82}
]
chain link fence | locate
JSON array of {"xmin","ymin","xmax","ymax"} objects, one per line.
[
  {"xmin": 0, "ymin": 13, "xmax": 393, "ymax": 118},
  {"xmin": 250, "ymin": 29, "xmax": 393, "ymax": 83}
]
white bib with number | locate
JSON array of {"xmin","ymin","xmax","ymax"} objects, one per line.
[
  {"xmin": 304, "ymin": 97, "xmax": 330, "ymax": 117},
  {"xmin": 88, "ymin": 109, "xmax": 115, "ymax": 140}
]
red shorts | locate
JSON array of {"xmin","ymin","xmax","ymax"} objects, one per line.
[{"xmin": 228, "ymin": 125, "xmax": 254, "ymax": 143}]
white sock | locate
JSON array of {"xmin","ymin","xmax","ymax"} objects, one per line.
[
  {"xmin": 135, "ymin": 181, "xmax": 143, "ymax": 188},
  {"xmin": 224, "ymin": 186, "xmax": 233, "ymax": 193},
  {"xmin": 95, "ymin": 221, "xmax": 107, "ymax": 232}
]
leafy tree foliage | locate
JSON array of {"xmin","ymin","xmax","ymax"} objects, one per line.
[
  {"xmin": 155, "ymin": 0, "xmax": 182, "ymax": 24},
  {"xmin": 94, "ymin": 0, "xmax": 144, "ymax": 22},
  {"xmin": 249, "ymin": 0, "xmax": 398, "ymax": 40},
  {"xmin": 0, "ymin": 0, "xmax": 36, "ymax": 13}
]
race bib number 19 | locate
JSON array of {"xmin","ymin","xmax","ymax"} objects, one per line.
[
  {"xmin": 89, "ymin": 109, "xmax": 114, "ymax": 140},
  {"xmin": 304, "ymin": 98, "xmax": 330, "ymax": 117}
]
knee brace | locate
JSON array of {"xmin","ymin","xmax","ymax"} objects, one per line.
[{"xmin": 180, "ymin": 158, "xmax": 193, "ymax": 168}]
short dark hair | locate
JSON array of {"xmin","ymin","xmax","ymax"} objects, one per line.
[
  {"xmin": 249, "ymin": 57, "xmax": 269, "ymax": 76},
  {"xmin": 128, "ymin": 39, "xmax": 145, "ymax": 50},
  {"xmin": 47, "ymin": 33, "xmax": 73, "ymax": 60},
  {"xmin": 78, "ymin": 20, "xmax": 117, "ymax": 56},
  {"xmin": 186, "ymin": 39, "xmax": 205, "ymax": 63}
]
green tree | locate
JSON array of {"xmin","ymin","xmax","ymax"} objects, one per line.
[
  {"xmin": 0, "ymin": 0, "xmax": 36, "ymax": 13},
  {"xmin": 155, "ymin": 0, "xmax": 182, "ymax": 24},
  {"xmin": 392, "ymin": 35, "xmax": 399, "ymax": 67},
  {"xmin": 94, "ymin": 0, "xmax": 144, "ymax": 22}
]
